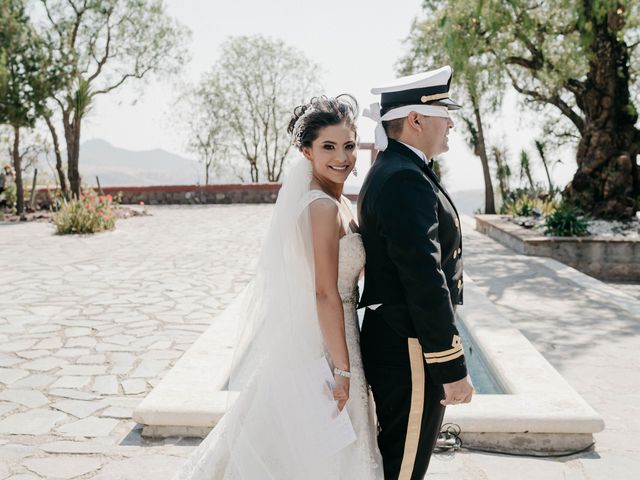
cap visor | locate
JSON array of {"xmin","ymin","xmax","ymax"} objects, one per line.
[{"xmin": 436, "ymin": 98, "xmax": 462, "ymax": 110}]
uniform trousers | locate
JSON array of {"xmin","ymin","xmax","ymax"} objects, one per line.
[{"xmin": 361, "ymin": 308, "xmax": 445, "ymax": 480}]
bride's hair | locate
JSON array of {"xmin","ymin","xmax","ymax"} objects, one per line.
[{"xmin": 287, "ymin": 94, "xmax": 359, "ymax": 150}]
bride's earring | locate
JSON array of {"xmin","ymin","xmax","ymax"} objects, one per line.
[{"xmin": 352, "ymin": 166, "xmax": 358, "ymax": 177}]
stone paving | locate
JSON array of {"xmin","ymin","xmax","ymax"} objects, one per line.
[
  {"xmin": 0, "ymin": 206, "xmax": 272, "ymax": 479},
  {"xmin": 1, "ymin": 204, "xmax": 639, "ymax": 479}
]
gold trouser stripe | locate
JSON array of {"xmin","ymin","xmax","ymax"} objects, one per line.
[
  {"xmin": 398, "ymin": 338, "xmax": 426, "ymax": 480},
  {"xmin": 420, "ymin": 92, "xmax": 449, "ymax": 103},
  {"xmin": 424, "ymin": 348, "xmax": 464, "ymax": 364}
]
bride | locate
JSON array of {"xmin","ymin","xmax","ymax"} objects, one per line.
[{"xmin": 171, "ymin": 95, "xmax": 383, "ymax": 479}]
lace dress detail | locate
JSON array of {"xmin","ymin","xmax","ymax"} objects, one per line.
[{"xmin": 305, "ymin": 190, "xmax": 383, "ymax": 479}]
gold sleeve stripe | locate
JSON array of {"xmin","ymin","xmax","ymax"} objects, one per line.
[
  {"xmin": 424, "ymin": 345, "xmax": 463, "ymax": 359},
  {"xmin": 424, "ymin": 348, "xmax": 464, "ymax": 364},
  {"xmin": 424, "ymin": 335, "xmax": 462, "ymax": 359}
]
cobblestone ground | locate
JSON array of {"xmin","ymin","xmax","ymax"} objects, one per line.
[
  {"xmin": 2, "ymin": 205, "xmax": 639, "ymax": 480},
  {"xmin": 605, "ymin": 281, "xmax": 640, "ymax": 301},
  {"xmin": 0, "ymin": 205, "xmax": 273, "ymax": 479}
]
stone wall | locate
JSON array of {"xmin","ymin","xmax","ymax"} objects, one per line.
[
  {"xmin": 35, "ymin": 184, "xmax": 282, "ymax": 206},
  {"xmin": 475, "ymin": 214, "xmax": 640, "ymax": 281},
  {"xmin": 35, "ymin": 184, "xmax": 359, "ymax": 207}
]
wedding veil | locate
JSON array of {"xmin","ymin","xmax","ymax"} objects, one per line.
[{"xmin": 172, "ymin": 158, "xmax": 343, "ymax": 479}]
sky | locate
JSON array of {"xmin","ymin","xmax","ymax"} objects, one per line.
[{"xmin": 82, "ymin": 0, "xmax": 579, "ymax": 193}]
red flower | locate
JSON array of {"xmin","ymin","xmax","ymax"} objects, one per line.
[{"xmin": 139, "ymin": 201, "xmax": 145, "ymax": 206}]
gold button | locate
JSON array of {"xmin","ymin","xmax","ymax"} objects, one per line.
[
  {"xmin": 421, "ymin": 95, "xmax": 429, "ymax": 103},
  {"xmin": 458, "ymin": 248, "xmax": 462, "ymax": 255},
  {"xmin": 457, "ymin": 279, "xmax": 462, "ymax": 289},
  {"xmin": 453, "ymin": 250, "xmax": 458, "ymax": 259},
  {"xmin": 455, "ymin": 218, "xmax": 459, "ymax": 227}
]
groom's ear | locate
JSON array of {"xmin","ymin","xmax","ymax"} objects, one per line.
[{"xmin": 406, "ymin": 112, "xmax": 422, "ymax": 132}]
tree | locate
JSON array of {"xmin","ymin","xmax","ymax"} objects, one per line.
[
  {"xmin": 177, "ymin": 74, "xmax": 230, "ymax": 185},
  {"xmin": 37, "ymin": 0, "xmax": 189, "ymax": 197},
  {"xmin": 535, "ymin": 139, "xmax": 556, "ymax": 194},
  {"xmin": 43, "ymin": 111, "xmax": 66, "ymax": 193},
  {"xmin": 0, "ymin": 0, "xmax": 61, "ymax": 216},
  {"xmin": 402, "ymin": 6, "xmax": 500, "ymax": 214},
  {"xmin": 414, "ymin": 0, "xmax": 640, "ymax": 219},
  {"xmin": 493, "ymin": 145, "xmax": 511, "ymax": 201},
  {"xmin": 519, "ymin": 150, "xmax": 535, "ymax": 189},
  {"xmin": 213, "ymin": 35, "xmax": 321, "ymax": 182}
]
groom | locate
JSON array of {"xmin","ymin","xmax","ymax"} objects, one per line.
[{"xmin": 358, "ymin": 66, "xmax": 474, "ymax": 479}]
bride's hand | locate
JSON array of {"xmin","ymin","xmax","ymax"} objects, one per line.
[{"xmin": 333, "ymin": 375, "xmax": 350, "ymax": 411}]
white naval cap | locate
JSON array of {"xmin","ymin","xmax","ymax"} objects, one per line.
[{"xmin": 364, "ymin": 66, "xmax": 461, "ymax": 150}]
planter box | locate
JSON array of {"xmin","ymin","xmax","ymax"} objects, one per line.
[{"xmin": 475, "ymin": 214, "xmax": 640, "ymax": 281}]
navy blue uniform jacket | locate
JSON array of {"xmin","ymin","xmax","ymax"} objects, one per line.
[{"xmin": 357, "ymin": 139, "xmax": 467, "ymax": 384}]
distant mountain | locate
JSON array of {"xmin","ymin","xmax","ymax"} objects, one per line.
[
  {"xmin": 78, "ymin": 139, "xmax": 201, "ymax": 186},
  {"xmin": 72, "ymin": 142, "xmax": 492, "ymax": 210}
]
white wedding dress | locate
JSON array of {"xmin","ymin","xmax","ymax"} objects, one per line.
[{"xmin": 170, "ymin": 160, "xmax": 383, "ymax": 480}]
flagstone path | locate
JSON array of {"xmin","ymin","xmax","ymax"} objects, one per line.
[
  {"xmin": 1, "ymin": 205, "xmax": 639, "ymax": 479},
  {"xmin": 0, "ymin": 206, "xmax": 272, "ymax": 479}
]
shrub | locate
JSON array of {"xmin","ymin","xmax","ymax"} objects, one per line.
[
  {"xmin": 502, "ymin": 195, "xmax": 536, "ymax": 216},
  {"xmin": 544, "ymin": 203, "xmax": 589, "ymax": 237},
  {"xmin": 1, "ymin": 183, "xmax": 17, "ymax": 209},
  {"xmin": 500, "ymin": 190, "xmax": 558, "ymax": 217},
  {"xmin": 53, "ymin": 191, "xmax": 117, "ymax": 234}
]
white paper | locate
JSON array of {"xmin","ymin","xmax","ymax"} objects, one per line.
[
  {"xmin": 308, "ymin": 357, "xmax": 357, "ymax": 455},
  {"xmin": 271, "ymin": 356, "xmax": 357, "ymax": 460}
]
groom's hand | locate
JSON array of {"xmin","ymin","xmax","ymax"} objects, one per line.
[{"xmin": 441, "ymin": 375, "xmax": 474, "ymax": 406}]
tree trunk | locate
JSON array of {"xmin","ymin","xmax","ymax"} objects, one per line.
[
  {"xmin": 471, "ymin": 94, "xmax": 496, "ymax": 214},
  {"xmin": 63, "ymin": 110, "xmax": 83, "ymax": 198},
  {"xmin": 564, "ymin": 5, "xmax": 640, "ymax": 219},
  {"xmin": 45, "ymin": 115, "xmax": 67, "ymax": 194},
  {"xmin": 250, "ymin": 161, "xmax": 259, "ymax": 183},
  {"xmin": 11, "ymin": 126, "xmax": 24, "ymax": 216},
  {"xmin": 493, "ymin": 147, "xmax": 510, "ymax": 200}
]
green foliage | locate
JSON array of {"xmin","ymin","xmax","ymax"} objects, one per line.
[
  {"xmin": 500, "ymin": 189, "xmax": 558, "ymax": 217},
  {"xmin": 0, "ymin": 50, "xmax": 7, "ymax": 99},
  {"xmin": 53, "ymin": 190, "xmax": 117, "ymax": 234},
  {"xmin": 407, "ymin": 0, "xmax": 639, "ymax": 220},
  {"xmin": 493, "ymin": 146, "xmax": 511, "ymax": 197},
  {"xmin": 400, "ymin": 3, "xmax": 503, "ymax": 215},
  {"xmin": 544, "ymin": 203, "xmax": 590, "ymax": 237},
  {"xmin": 1, "ymin": 182, "xmax": 16, "ymax": 208},
  {"xmin": 0, "ymin": 0, "xmax": 61, "ymax": 129},
  {"xmin": 37, "ymin": 0, "xmax": 190, "ymax": 196},
  {"xmin": 519, "ymin": 150, "xmax": 535, "ymax": 189},
  {"xmin": 0, "ymin": 0, "xmax": 63, "ymax": 214}
]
